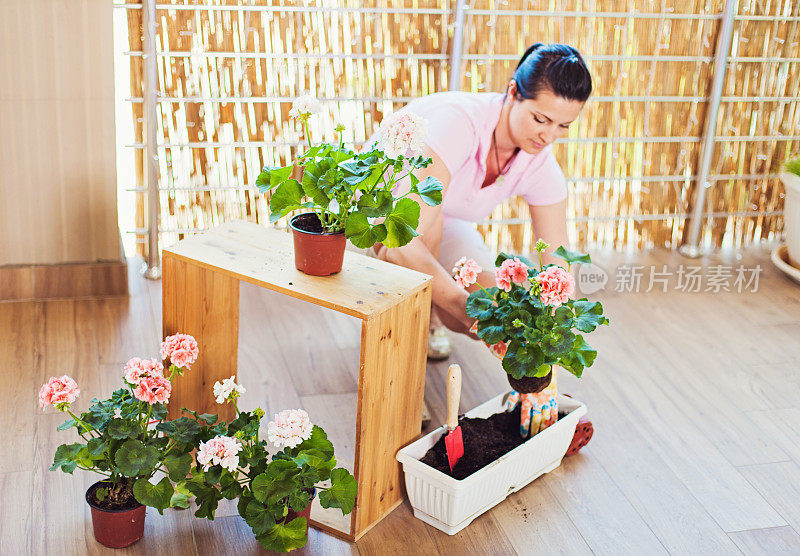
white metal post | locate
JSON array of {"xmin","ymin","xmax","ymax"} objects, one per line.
[
  {"xmin": 679, "ymin": 0, "xmax": 739, "ymax": 258},
  {"xmin": 448, "ymin": 0, "xmax": 467, "ymax": 91},
  {"xmin": 141, "ymin": 0, "xmax": 161, "ymax": 279}
]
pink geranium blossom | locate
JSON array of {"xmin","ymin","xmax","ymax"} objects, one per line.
[
  {"xmin": 268, "ymin": 409, "xmax": 314, "ymax": 450},
  {"xmin": 134, "ymin": 376, "xmax": 172, "ymax": 405},
  {"xmin": 496, "ymin": 258, "xmax": 529, "ymax": 292},
  {"xmin": 160, "ymin": 333, "xmax": 199, "ymax": 369},
  {"xmin": 123, "ymin": 357, "xmax": 164, "ymax": 386},
  {"xmin": 452, "ymin": 257, "xmax": 482, "ymax": 289},
  {"xmin": 39, "ymin": 375, "xmax": 80, "ymax": 409},
  {"xmin": 536, "ymin": 266, "xmax": 575, "ymax": 307},
  {"xmin": 197, "ymin": 435, "xmax": 242, "ymax": 473}
]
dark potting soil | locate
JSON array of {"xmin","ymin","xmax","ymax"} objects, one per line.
[
  {"xmin": 420, "ymin": 406, "xmax": 568, "ymax": 480},
  {"xmin": 86, "ymin": 481, "xmax": 142, "ymax": 512},
  {"xmin": 292, "ymin": 213, "xmax": 324, "ymax": 234}
]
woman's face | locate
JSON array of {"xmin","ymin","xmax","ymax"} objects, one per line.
[{"xmin": 506, "ymin": 83, "xmax": 585, "ymax": 154}]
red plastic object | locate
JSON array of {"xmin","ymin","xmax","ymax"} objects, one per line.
[
  {"xmin": 566, "ymin": 416, "xmax": 594, "ymax": 456},
  {"xmin": 445, "ymin": 426, "xmax": 464, "ymax": 472}
]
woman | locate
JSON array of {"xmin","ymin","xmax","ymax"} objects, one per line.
[
  {"xmin": 375, "ymin": 43, "xmax": 591, "ymax": 351},
  {"xmin": 374, "ymin": 43, "xmax": 594, "ymax": 448}
]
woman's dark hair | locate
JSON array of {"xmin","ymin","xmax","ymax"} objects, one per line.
[{"xmin": 512, "ymin": 43, "xmax": 592, "ymax": 103}]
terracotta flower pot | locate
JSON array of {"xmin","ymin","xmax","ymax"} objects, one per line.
[
  {"xmin": 85, "ymin": 481, "xmax": 146, "ymax": 549},
  {"xmin": 289, "ymin": 213, "xmax": 346, "ymax": 276}
]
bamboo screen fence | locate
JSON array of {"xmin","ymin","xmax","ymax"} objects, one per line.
[{"xmin": 119, "ymin": 0, "xmax": 800, "ymax": 257}]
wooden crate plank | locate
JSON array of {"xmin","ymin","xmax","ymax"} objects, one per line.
[
  {"xmin": 163, "ymin": 254, "xmax": 239, "ymax": 421},
  {"xmin": 163, "ymin": 220, "xmax": 430, "ymax": 320},
  {"xmin": 351, "ymin": 284, "xmax": 431, "ymax": 538}
]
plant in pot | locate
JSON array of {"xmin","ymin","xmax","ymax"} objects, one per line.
[
  {"xmin": 780, "ymin": 156, "xmax": 800, "ymax": 268},
  {"xmin": 256, "ymin": 95, "xmax": 443, "ymax": 275},
  {"xmin": 183, "ymin": 376, "xmax": 358, "ymax": 552},
  {"xmin": 395, "ymin": 241, "xmax": 610, "ymax": 534},
  {"xmin": 40, "ymin": 333, "xmax": 201, "ymax": 548}
]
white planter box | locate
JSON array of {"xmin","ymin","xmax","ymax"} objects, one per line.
[
  {"xmin": 780, "ymin": 172, "xmax": 800, "ymax": 269},
  {"xmin": 396, "ymin": 393, "xmax": 586, "ymax": 535}
]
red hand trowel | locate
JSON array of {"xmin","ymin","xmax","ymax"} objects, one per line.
[{"xmin": 445, "ymin": 364, "xmax": 464, "ymax": 472}]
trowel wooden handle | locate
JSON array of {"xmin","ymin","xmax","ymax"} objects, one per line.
[{"xmin": 446, "ymin": 364, "xmax": 462, "ymax": 430}]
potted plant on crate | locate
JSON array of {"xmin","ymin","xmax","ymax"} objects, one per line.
[
  {"xmin": 396, "ymin": 241, "xmax": 610, "ymax": 535},
  {"xmin": 256, "ymin": 95, "xmax": 443, "ymax": 275},
  {"xmin": 40, "ymin": 333, "xmax": 201, "ymax": 548},
  {"xmin": 183, "ymin": 377, "xmax": 357, "ymax": 552}
]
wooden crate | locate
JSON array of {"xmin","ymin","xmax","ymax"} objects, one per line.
[{"xmin": 162, "ymin": 220, "xmax": 432, "ymax": 541}]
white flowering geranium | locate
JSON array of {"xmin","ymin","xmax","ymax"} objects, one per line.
[
  {"xmin": 183, "ymin": 382, "xmax": 358, "ymax": 553},
  {"xmin": 213, "ymin": 375, "xmax": 246, "ymax": 404},
  {"xmin": 257, "ymin": 94, "xmax": 443, "ymax": 249},
  {"xmin": 378, "ymin": 111, "xmax": 428, "ymax": 158}
]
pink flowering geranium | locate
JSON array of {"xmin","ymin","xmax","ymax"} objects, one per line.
[
  {"xmin": 536, "ymin": 266, "xmax": 575, "ymax": 307},
  {"xmin": 267, "ymin": 409, "xmax": 314, "ymax": 450},
  {"xmin": 197, "ymin": 435, "xmax": 242, "ymax": 473},
  {"xmin": 123, "ymin": 357, "xmax": 164, "ymax": 386},
  {"xmin": 452, "ymin": 257, "xmax": 482, "ymax": 289},
  {"xmin": 496, "ymin": 257, "xmax": 529, "ymax": 292},
  {"xmin": 39, "ymin": 375, "xmax": 80, "ymax": 409},
  {"xmin": 378, "ymin": 111, "xmax": 428, "ymax": 158},
  {"xmin": 134, "ymin": 375, "xmax": 172, "ymax": 405},
  {"xmin": 160, "ymin": 333, "xmax": 199, "ymax": 370}
]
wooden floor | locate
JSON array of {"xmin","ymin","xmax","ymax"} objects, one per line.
[{"xmin": 3, "ymin": 246, "xmax": 800, "ymax": 555}]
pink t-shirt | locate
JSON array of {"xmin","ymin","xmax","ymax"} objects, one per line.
[{"xmin": 399, "ymin": 91, "xmax": 568, "ymax": 222}]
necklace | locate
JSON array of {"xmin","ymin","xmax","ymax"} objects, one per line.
[{"xmin": 492, "ymin": 129, "xmax": 514, "ymax": 186}]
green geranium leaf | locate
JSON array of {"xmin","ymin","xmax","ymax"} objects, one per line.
[
  {"xmin": 302, "ymin": 165, "xmax": 333, "ymax": 207},
  {"xmin": 552, "ymin": 246, "xmax": 591, "ymax": 266},
  {"xmin": 415, "ymin": 176, "xmax": 443, "ymax": 206},
  {"xmin": 57, "ymin": 418, "xmax": 77, "ymax": 431},
  {"xmin": 572, "ymin": 300, "xmax": 608, "ymax": 333},
  {"xmin": 245, "ymin": 500, "xmax": 277, "ymax": 536},
  {"xmin": 319, "ymin": 468, "xmax": 357, "ymax": 515},
  {"xmin": 288, "ymin": 490, "xmax": 311, "ymax": 512},
  {"xmin": 344, "ymin": 213, "xmax": 387, "ymax": 249},
  {"xmin": 269, "ymin": 179, "xmax": 304, "ymax": 222},
  {"xmin": 50, "ymin": 443, "xmax": 84, "ymax": 474},
  {"xmin": 170, "ymin": 482, "xmax": 192, "ymax": 509},
  {"xmin": 553, "ymin": 305, "xmax": 573, "ymax": 325},
  {"xmin": 495, "ymin": 252, "xmax": 536, "ymax": 269},
  {"xmin": 220, "ymin": 471, "xmax": 242, "ymax": 500},
  {"xmin": 252, "ymin": 460, "xmax": 301, "ymax": 504},
  {"xmin": 567, "ymin": 335, "xmax": 598, "ymax": 377},
  {"xmin": 133, "ymin": 476, "xmax": 173, "ymax": 514},
  {"xmin": 293, "ymin": 426, "xmax": 335, "ymax": 460},
  {"xmin": 115, "ymin": 439, "xmax": 158, "ymax": 477},
  {"xmin": 502, "ymin": 340, "xmax": 545, "ymax": 379},
  {"xmin": 107, "ymin": 418, "xmax": 138, "ymax": 440},
  {"xmin": 256, "ymin": 164, "xmax": 294, "ymax": 192},
  {"xmin": 156, "ymin": 417, "xmax": 202, "ymax": 444},
  {"xmin": 382, "ymin": 198, "xmax": 420, "ymax": 248},
  {"xmin": 293, "ymin": 449, "xmax": 336, "ymax": 474},
  {"xmin": 257, "ymin": 518, "xmax": 309, "ymax": 553},
  {"xmin": 541, "ymin": 328, "xmax": 575, "ymax": 358},
  {"xmin": 476, "ymin": 318, "xmax": 505, "ymax": 345},
  {"xmin": 466, "ymin": 289, "xmax": 497, "ymax": 320},
  {"xmin": 149, "ymin": 404, "xmax": 168, "ymax": 422},
  {"xmin": 164, "ymin": 452, "xmax": 192, "ymax": 482},
  {"xmin": 356, "ymin": 190, "xmax": 393, "ymax": 217},
  {"xmin": 86, "ymin": 437, "xmax": 107, "ymax": 458}
]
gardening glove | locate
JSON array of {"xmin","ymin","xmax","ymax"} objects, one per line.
[{"xmin": 503, "ymin": 373, "xmax": 559, "ymax": 439}]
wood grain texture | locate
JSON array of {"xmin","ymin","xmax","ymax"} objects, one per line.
[
  {"xmin": 162, "ymin": 221, "xmax": 431, "ymax": 320},
  {"xmin": 350, "ymin": 283, "xmax": 432, "ymax": 539},
  {"xmin": 0, "ymin": 265, "xmax": 34, "ymax": 300},
  {"xmin": 163, "ymin": 253, "xmax": 240, "ymax": 421},
  {"xmin": 0, "ymin": 0, "xmax": 120, "ymax": 266},
  {"xmin": 728, "ymin": 526, "xmax": 800, "ymax": 555},
  {"xmin": 738, "ymin": 461, "xmax": 800, "ymax": 532}
]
